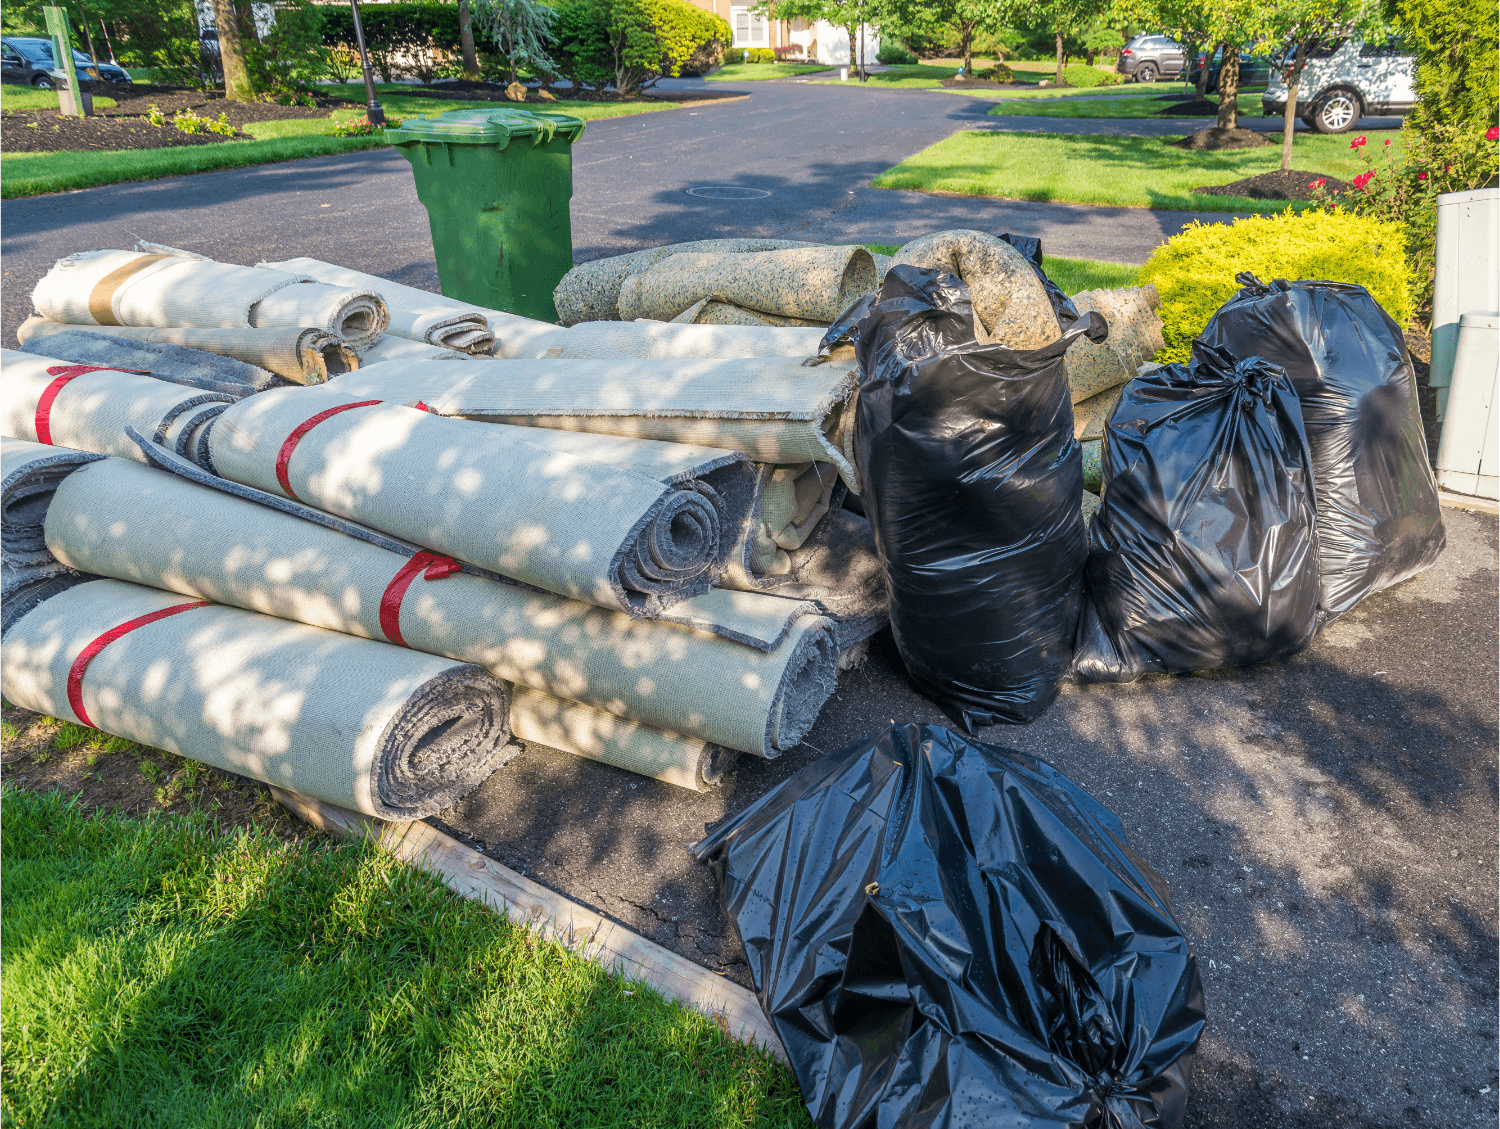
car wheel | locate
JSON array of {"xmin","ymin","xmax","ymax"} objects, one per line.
[
  {"xmin": 1311, "ymin": 88, "xmax": 1361, "ymax": 133},
  {"xmin": 1135, "ymin": 62, "xmax": 1158, "ymax": 83},
  {"xmin": 31, "ymin": 74, "xmax": 54, "ymax": 89}
]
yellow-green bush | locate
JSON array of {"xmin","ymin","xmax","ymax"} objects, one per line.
[{"xmin": 1139, "ymin": 210, "xmax": 1414, "ymax": 362}]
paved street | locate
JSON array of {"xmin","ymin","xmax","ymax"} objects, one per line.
[{"xmin": 3, "ymin": 77, "xmax": 1494, "ymax": 1129}]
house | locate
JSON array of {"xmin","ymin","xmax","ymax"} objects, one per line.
[{"xmin": 685, "ymin": 1, "xmax": 879, "ymax": 67}]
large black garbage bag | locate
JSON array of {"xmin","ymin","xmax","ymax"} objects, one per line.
[
  {"xmin": 1197, "ymin": 274, "xmax": 1444, "ymax": 621},
  {"xmin": 1074, "ymin": 342, "xmax": 1320, "ymax": 683},
  {"xmin": 692, "ymin": 722, "xmax": 1206, "ymax": 1129},
  {"xmin": 835, "ymin": 264, "xmax": 1106, "ymax": 726}
]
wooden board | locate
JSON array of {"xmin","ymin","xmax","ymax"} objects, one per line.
[{"xmin": 270, "ymin": 786, "xmax": 787, "ymax": 1065}]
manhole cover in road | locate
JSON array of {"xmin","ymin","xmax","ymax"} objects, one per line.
[{"xmin": 685, "ymin": 186, "xmax": 773, "ymax": 200}]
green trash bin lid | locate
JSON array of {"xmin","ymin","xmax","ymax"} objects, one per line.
[{"xmin": 385, "ymin": 106, "xmax": 585, "ymax": 148}]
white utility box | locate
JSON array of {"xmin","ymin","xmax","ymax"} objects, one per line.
[
  {"xmin": 1434, "ymin": 311, "xmax": 1499, "ymax": 500},
  {"xmin": 1430, "ymin": 186, "xmax": 1499, "ymax": 420}
]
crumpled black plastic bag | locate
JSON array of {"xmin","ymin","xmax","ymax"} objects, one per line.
[
  {"xmin": 1197, "ymin": 274, "xmax": 1444, "ymax": 622},
  {"xmin": 826, "ymin": 264, "xmax": 1106, "ymax": 726},
  {"xmin": 692, "ymin": 722, "xmax": 1206, "ymax": 1129},
  {"xmin": 1074, "ymin": 342, "xmax": 1320, "ymax": 683}
]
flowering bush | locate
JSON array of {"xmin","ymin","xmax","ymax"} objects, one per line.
[
  {"xmin": 145, "ymin": 104, "xmax": 166, "ymax": 127},
  {"xmin": 333, "ymin": 115, "xmax": 384, "ymax": 136},
  {"xmin": 172, "ymin": 108, "xmax": 236, "ymax": 135}
]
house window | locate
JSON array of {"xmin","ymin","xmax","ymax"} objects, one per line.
[{"xmin": 730, "ymin": 6, "xmax": 767, "ymax": 46}]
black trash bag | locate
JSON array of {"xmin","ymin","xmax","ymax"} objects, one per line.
[
  {"xmin": 838, "ymin": 264, "xmax": 1107, "ymax": 727},
  {"xmin": 1197, "ymin": 274, "xmax": 1444, "ymax": 622},
  {"xmin": 1074, "ymin": 342, "xmax": 1320, "ymax": 683},
  {"xmin": 692, "ymin": 722, "xmax": 1206, "ymax": 1129}
]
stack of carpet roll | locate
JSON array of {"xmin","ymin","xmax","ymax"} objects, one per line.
[{"xmin": 5, "ymin": 229, "xmax": 1166, "ymax": 801}]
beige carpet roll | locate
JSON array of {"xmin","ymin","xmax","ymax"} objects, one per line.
[
  {"xmin": 261, "ymin": 258, "xmax": 496, "ymax": 354},
  {"xmin": 1, "ymin": 577, "xmax": 511, "ymax": 819},
  {"xmin": 1065, "ymin": 285, "xmax": 1165, "ymax": 403},
  {"xmin": 504, "ymin": 320, "xmax": 827, "ymax": 361},
  {"xmin": 30, "ymin": 249, "xmax": 388, "ymax": 349},
  {"xmin": 509, "ymin": 687, "xmax": 731, "ymax": 791},
  {"xmin": 616, "ymin": 246, "xmax": 878, "ymax": 324},
  {"xmin": 350, "ymin": 356, "xmax": 863, "ymax": 493},
  {"xmin": 731, "ymin": 462, "xmax": 842, "ymax": 578},
  {"xmin": 357, "ymin": 336, "xmax": 474, "ymax": 365},
  {"xmin": 208, "ymin": 388, "xmax": 743, "ymax": 616},
  {"xmin": 554, "ymin": 238, "xmax": 828, "ymax": 324},
  {"xmin": 46, "ymin": 456, "xmax": 837, "ymax": 756},
  {"xmin": 16, "ymin": 318, "xmax": 357, "ymax": 386},
  {"xmin": 890, "ymin": 230, "xmax": 1061, "ymax": 349},
  {"xmin": 2, "ymin": 349, "xmax": 240, "ymax": 464}
]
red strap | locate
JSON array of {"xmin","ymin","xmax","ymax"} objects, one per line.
[
  {"xmin": 377, "ymin": 552, "xmax": 461, "ymax": 647},
  {"xmin": 412, "ymin": 401, "xmax": 438, "ymax": 414},
  {"xmin": 35, "ymin": 364, "xmax": 152, "ymax": 446},
  {"xmin": 274, "ymin": 400, "xmax": 383, "ymax": 501},
  {"xmin": 66, "ymin": 600, "xmax": 213, "ymax": 728}
]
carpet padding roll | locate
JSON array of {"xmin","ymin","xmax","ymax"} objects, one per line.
[
  {"xmin": 30, "ymin": 249, "xmax": 389, "ymax": 349},
  {"xmin": 890, "ymin": 230, "xmax": 1061, "ymax": 350},
  {"xmin": 553, "ymin": 238, "xmax": 827, "ymax": 324},
  {"xmin": 505, "ymin": 321, "xmax": 828, "ymax": 361},
  {"xmin": 46, "ymin": 456, "xmax": 837, "ymax": 756},
  {"xmin": 17, "ymin": 318, "xmax": 359, "ymax": 386},
  {"xmin": 2, "ymin": 437, "xmax": 102, "ymax": 596},
  {"xmin": 615, "ymin": 246, "xmax": 878, "ymax": 324},
  {"xmin": 1, "ymin": 577, "xmax": 511, "ymax": 819},
  {"xmin": 2, "ymin": 349, "xmax": 243, "ymax": 464},
  {"xmin": 208, "ymin": 388, "xmax": 743, "ymax": 616},
  {"xmin": 338, "ymin": 356, "xmax": 863, "ymax": 493},
  {"xmin": 261, "ymin": 258, "xmax": 496, "ymax": 354},
  {"xmin": 1065, "ymin": 285, "xmax": 1165, "ymax": 403}
]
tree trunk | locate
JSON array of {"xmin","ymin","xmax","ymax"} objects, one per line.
[
  {"xmin": 857, "ymin": 0, "xmax": 866, "ymax": 81},
  {"xmin": 1215, "ymin": 44, "xmax": 1240, "ymax": 129},
  {"xmin": 846, "ymin": 24, "xmax": 856, "ymax": 74},
  {"xmin": 1280, "ymin": 44, "xmax": 1305, "ymax": 172},
  {"xmin": 74, "ymin": 0, "xmax": 99, "ymax": 65},
  {"xmin": 1194, "ymin": 41, "xmax": 1211, "ymax": 99},
  {"xmin": 960, "ymin": 19, "xmax": 974, "ymax": 76},
  {"xmin": 1054, "ymin": 30, "xmax": 1064, "ymax": 84},
  {"xmin": 211, "ymin": 0, "xmax": 254, "ymax": 101},
  {"xmin": 458, "ymin": 0, "xmax": 480, "ymax": 79}
]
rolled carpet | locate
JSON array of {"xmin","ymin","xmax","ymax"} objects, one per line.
[
  {"xmin": 17, "ymin": 317, "xmax": 358, "ymax": 386},
  {"xmin": 345, "ymin": 356, "xmax": 863, "ymax": 493},
  {"xmin": 18, "ymin": 327, "xmax": 284, "ymax": 396},
  {"xmin": 1, "ymin": 577, "xmax": 512, "ymax": 819},
  {"xmin": 357, "ymin": 336, "xmax": 474, "ymax": 365},
  {"xmin": 261, "ymin": 258, "xmax": 495, "ymax": 354},
  {"xmin": 2, "ymin": 349, "xmax": 243, "ymax": 465},
  {"xmin": 2, "ymin": 437, "xmax": 102, "ymax": 597},
  {"xmin": 30, "ymin": 249, "xmax": 389, "ymax": 349},
  {"xmin": 553, "ymin": 238, "xmax": 832, "ymax": 324},
  {"xmin": 615, "ymin": 246, "xmax": 878, "ymax": 324},
  {"xmin": 46, "ymin": 455, "xmax": 838, "ymax": 756},
  {"xmin": 504, "ymin": 320, "xmax": 827, "ymax": 361},
  {"xmin": 509, "ymin": 687, "xmax": 734, "ymax": 791},
  {"xmin": 730, "ymin": 462, "xmax": 843, "ymax": 579},
  {"xmin": 208, "ymin": 387, "xmax": 741, "ymax": 616}
]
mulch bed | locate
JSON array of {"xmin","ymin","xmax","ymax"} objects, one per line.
[
  {"xmin": 1, "ymin": 109, "xmax": 252, "ymax": 153},
  {"xmin": 1158, "ymin": 98, "xmax": 1222, "ymax": 115},
  {"xmin": 1171, "ymin": 127, "xmax": 1269, "ymax": 150},
  {"xmin": 1194, "ymin": 170, "xmax": 1349, "ymax": 200},
  {"xmin": 940, "ymin": 77, "xmax": 1039, "ymax": 90}
]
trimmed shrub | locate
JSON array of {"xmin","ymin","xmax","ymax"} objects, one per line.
[
  {"xmin": 724, "ymin": 47, "xmax": 776, "ymax": 64},
  {"xmin": 877, "ymin": 43, "xmax": 918, "ymax": 65},
  {"xmin": 974, "ymin": 63, "xmax": 1014, "ymax": 82},
  {"xmin": 1062, "ymin": 64, "xmax": 1123, "ymax": 88},
  {"xmin": 553, "ymin": 0, "xmax": 729, "ymax": 92},
  {"xmin": 1138, "ymin": 211, "xmax": 1415, "ymax": 361},
  {"xmin": 321, "ymin": 2, "xmax": 461, "ymax": 83}
]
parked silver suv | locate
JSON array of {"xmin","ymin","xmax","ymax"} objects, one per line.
[
  {"xmin": 1116, "ymin": 34, "xmax": 1186, "ymax": 83},
  {"xmin": 1264, "ymin": 37, "xmax": 1417, "ymax": 133}
]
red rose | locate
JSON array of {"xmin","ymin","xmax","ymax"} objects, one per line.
[
  {"xmin": 1418, "ymin": 171, "xmax": 1428, "ymax": 181},
  {"xmin": 1353, "ymin": 171, "xmax": 1375, "ymax": 189},
  {"xmin": 1384, "ymin": 139, "xmax": 1391, "ymax": 146},
  {"xmin": 1350, "ymin": 135, "xmax": 1367, "ymax": 148},
  {"xmin": 1309, "ymin": 178, "xmax": 1326, "ymax": 189},
  {"xmin": 1488, "ymin": 126, "xmax": 1499, "ymax": 141}
]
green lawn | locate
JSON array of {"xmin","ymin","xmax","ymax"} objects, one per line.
[
  {"xmin": 2, "ymin": 94, "xmax": 677, "ymax": 197},
  {"xmin": 0, "ymin": 86, "xmax": 117, "ymax": 110},
  {"xmin": 813, "ymin": 63, "xmax": 959, "ymax": 88},
  {"xmin": 871, "ymin": 129, "xmax": 1401, "ymax": 213},
  {"xmin": 1, "ymin": 785, "xmax": 806, "ymax": 1127},
  {"xmin": 863, "ymin": 245, "xmax": 1140, "ymax": 293},
  {"xmin": 987, "ymin": 93, "xmax": 1261, "ymax": 118},
  {"xmin": 318, "ymin": 83, "xmax": 683, "ymax": 123},
  {"xmin": 705, "ymin": 63, "xmax": 829, "ymax": 81}
]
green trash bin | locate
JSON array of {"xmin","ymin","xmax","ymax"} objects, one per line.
[{"xmin": 387, "ymin": 108, "xmax": 585, "ymax": 323}]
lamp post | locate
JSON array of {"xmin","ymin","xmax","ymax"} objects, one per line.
[{"xmin": 350, "ymin": 0, "xmax": 385, "ymax": 127}]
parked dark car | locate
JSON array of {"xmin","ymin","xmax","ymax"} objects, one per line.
[
  {"xmin": 0, "ymin": 36, "xmax": 128, "ymax": 88},
  {"xmin": 1116, "ymin": 34, "xmax": 1186, "ymax": 82},
  {"xmin": 1189, "ymin": 46, "xmax": 1272, "ymax": 91}
]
